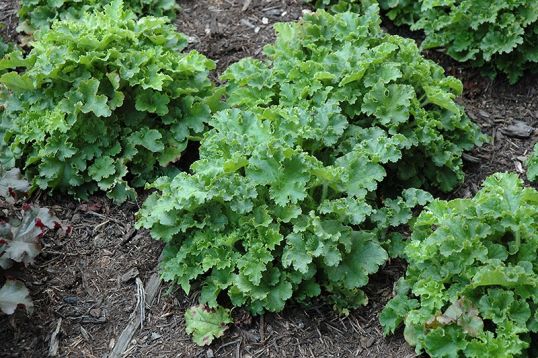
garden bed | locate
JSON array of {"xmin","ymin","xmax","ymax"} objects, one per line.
[{"xmin": 1, "ymin": 0, "xmax": 537, "ymax": 357}]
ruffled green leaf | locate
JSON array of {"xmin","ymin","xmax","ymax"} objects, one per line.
[
  {"xmin": 138, "ymin": 7, "xmax": 483, "ymax": 341},
  {"xmin": 2, "ymin": 1, "xmax": 215, "ymax": 203},
  {"xmin": 185, "ymin": 305, "xmax": 232, "ymax": 346}
]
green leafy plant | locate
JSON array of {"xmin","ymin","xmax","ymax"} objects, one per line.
[
  {"xmin": 304, "ymin": 0, "xmax": 360, "ymax": 12},
  {"xmin": 0, "ymin": 39, "xmax": 15, "ymax": 120},
  {"xmin": 0, "ymin": 40, "xmax": 13, "ymax": 60},
  {"xmin": 0, "ymin": 0, "xmax": 216, "ymax": 203},
  {"xmin": 528, "ymin": 143, "xmax": 538, "ymax": 182},
  {"xmin": 0, "ymin": 165, "xmax": 62, "ymax": 315},
  {"xmin": 0, "ymin": 40, "xmax": 17, "ymax": 81},
  {"xmin": 139, "ymin": 106, "xmax": 434, "ymax": 314},
  {"xmin": 0, "ymin": 40, "xmax": 18, "ymax": 170},
  {"xmin": 222, "ymin": 6, "xmax": 485, "ymax": 192},
  {"xmin": 381, "ymin": 172, "xmax": 538, "ymax": 357},
  {"xmin": 18, "ymin": 0, "xmax": 179, "ymax": 34},
  {"xmin": 138, "ymin": 5, "xmax": 484, "ymax": 344},
  {"xmin": 379, "ymin": 0, "xmax": 538, "ymax": 83}
]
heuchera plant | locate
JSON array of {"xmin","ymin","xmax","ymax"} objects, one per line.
[
  {"xmin": 381, "ymin": 173, "xmax": 538, "ymax": 357},
  {"xmin": 222, "ymin": 6, "xmax": 485, "ymax": 192},
  {"xmin": 0, "ymin": 0, "xmax": 216, "ymax": 203},
  {"xmin": 137, "ymin": 5, "xmax": 484, "ymax": 344},
  {"xmin": 379, "ymin": 0, "xmax": 538, "ymax": 83},
  {"xmin": 0, "ymin": 165, "xmax": 62, "ymax": 315},
  {"xmin": 0, "ymin": 40, "xmax": 17, "ymax": 169},
  {"xmin": 18, "ymin": 0, "xmax": 179, "ymax": 34}
]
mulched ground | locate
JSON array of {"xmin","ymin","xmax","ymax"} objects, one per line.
[
  {"xmin": 1, "ymin": 0, "xmax": 537, "ymax": 357},
  {"xmin": 0, "ymin": 0, "xmax": 18, "ymax": 44},
  {"xmin": 456, "ymin": 75, "xmax": 538, "ymax": 196},
  {"xmin": 176, "ymin": 0, "xmax": 307, "ymax": 75}
]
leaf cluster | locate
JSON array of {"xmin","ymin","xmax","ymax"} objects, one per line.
[
  {"xmin": 304, "ymin": 0, "xmax": 362, "ymax": 12},
  {"xmin": 379, "ymin": 0, "xmax": 538, "ymax": 83},
  {"xmin": 0, "ymin": 40, "xmax": 17, "ymax": 83},
  {"xmin": 0, "ymin": 1, "xmax": 216, "ymax": 203},
  {"xmin": 137, "ymin": 5, "xmax": 484, "ymax": 328},
  {"xmin": 223, "ymin": 5, "xmax": 484, "ymax": 192},
  {"xmin": 185, "ymin": 305, "xmax": 232, "ymax": 346},
  {"xmin": 0, "ymin": 40, "xmax": 14, "ymax": 61},
  {"xmin": 18, "ymin": 0, "xmax": 179, "ymax": 34},
  {"xmin": 381, "ymin": 173, "xmax": 538, "ymax": 357},
  {"xmin": 0, "ymin": 40, "xmax": 17, "ymax": 168},
  {"xmin": 0, "ymin": 165, "xmax": 62, "ymax": 315}
]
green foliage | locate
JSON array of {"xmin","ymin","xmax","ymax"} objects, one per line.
[
  {"xmin": 0, "ymin": 165, "xmax": 62, "ymax": 315},
  {"xmin": 139, "ymin": 107, "xmax": 422, "ymax": 317},
  {"xmin": 528, "ymin": 143, "xmax": 538, "ymax": 182},
  {"xmin": 0, "ymin": 40, "xmax": 13, "ymax": 60},
  {"xmin": 0, "ymin": 1, "xmax": 215, "ymax": 203},
  {"xmin": 223, "ymin": 6, "xmax": 484, "ymax": 192},
  {"xmin": 0, "ymin": 40, "xmax": 17, "ymax": 84},
  {"xmin": 185, "ymin": 305, "xmax": 232, "ymax": 346},
  {"xmin": 380, "ymin": 173, "xmax": 538, "ymax": 357},
  {"xmin": 18, "ymin": 0, "xmax": 179, "ymax": 34},
  {"xmin": 137, "ymin": 6, "xmax": 483, "ymax": 334},
  {"xmin": 0, "ymin": 40, "xmax": 19, "ymax": 169},
  {"xmin": 379, "ymin": 0, "xmax": 538, "ymax": 83},
  {"xmin": 304, "ymin": 0, "xmax": 361, "ymax": 12}
]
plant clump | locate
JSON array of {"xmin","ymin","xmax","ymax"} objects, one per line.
[
  {"xmin": 381, "ymin": 172, "xmax": 538, "ymax": 357},
  {"xmin": 18, "ymin": 0, "xmax": 179, "ymax": 34},
  {"xmin": 0, "ymin": 0, "xmax": 216, "ymax": 203},
  {"xmin": 379, "ymin": 0, "xmax": 538, "ymax": 83},
  {"xmin": 137, "ymin": 4, "xmax": 484, "ymax": 343}
]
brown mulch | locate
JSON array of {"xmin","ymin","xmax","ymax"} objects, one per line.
[
  {"xmin": 176, "ymin": 0, "xmax": 307, "ymax": 75},
  {"xmin": 0, "ymin": 197, "xmax": 163, "ymax": 357},
  {"xmin": 0, "ymin": 0, "xmax": 18, "ymax": 43},
  {"xmin": 456, "ymin": 74, "xmax": 538, "ymax": 197},
  {"xmin": 1, "ymin": 1, "xmax": 537, "ymax": 357}
]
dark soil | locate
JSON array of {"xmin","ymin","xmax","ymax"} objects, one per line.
[
  {"xmin": 176, "ymin": 0, "xmax": 307, "ymax": 75},
  {"xmin": 0, "ymin": 0, "xmax": 18, "ymax": 43},
  {"xmin": 456, "ymin": 74, "xmax": 538, "ymax": 197},
  {"xmin": 1, "ymin": 0, "xmax": 538, "ymax": 357},
  {"xmin": 0, "ymin": 197, "xmax": 163, "ymax": 357}
]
